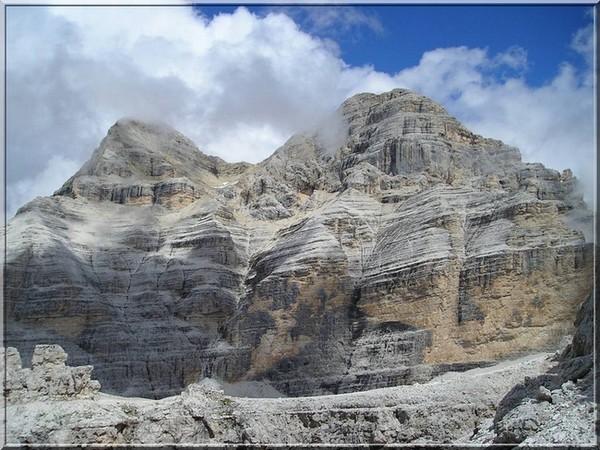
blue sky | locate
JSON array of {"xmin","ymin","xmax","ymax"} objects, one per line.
[
  {"xmin": 349, "ymin": 6, "xmax": 590, "ymax": 86},
  {"xmin": 5, "ymin": 3, "xmax": 596, "ymax": 218},
  {"xmin": 198, "ymin": 5, "xmax": 592, "ymax": 87}
]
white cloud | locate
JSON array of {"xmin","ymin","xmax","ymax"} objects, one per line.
[
  {"xmin": 275, "ymin": 6, "xmax": 385, "ymax": 40},
  {"xmin": 492, "ymin": 46, "xmax": 529, "ymax": 71},
  {"xmin": 5, "ymin": 5, "xmax": 595, "ymax": 218},
  {"xmin": 8, "ymin": 155, "xmax": 82, "ymax": 216},
  {"xmin": 570, "ymin": 22, "xmax": 594, "ymax": 86}
]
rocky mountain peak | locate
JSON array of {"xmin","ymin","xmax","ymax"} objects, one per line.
[
  {"xmin": 54, "ymin": 117, "xmax": 253, "ymax": 210},
  {"xmin": 341, "ymin": 88, "xmax": 449, "ymax": 122},
  {"xmin": 330, "ymin": 88, "xmax": 491, "ymax": 155},
  {"xmin": 337, "ymin": 88, "xmax": 522, "ymax": 180},
  {"xmin": 74, "ymin": 118, "xmax": 208, "ymax": 178},
  {"xmin": 4, "ymin": 88, "xmax": 593, "ymax": 401},
  {"xmin": 238, "ymin": 89, "xmax": 549, "ymax": 221}
]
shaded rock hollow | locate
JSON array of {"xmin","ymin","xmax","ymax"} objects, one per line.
[{"xmin": 4, "ymin": 88, "xmax": 594, "ymax": 398}]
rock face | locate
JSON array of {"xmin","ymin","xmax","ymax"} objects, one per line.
[{"xmin": 4, "ymin": 88, "xmax": 594, "ymax": 399}]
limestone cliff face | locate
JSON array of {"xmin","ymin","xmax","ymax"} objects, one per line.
[{"xmin": 4, "ymin": 89, "xmax": 594, "ymax": 398}]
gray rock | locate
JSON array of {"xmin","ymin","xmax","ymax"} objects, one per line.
[
  {"xmin": 537, "ymin": 385, "xmax": 553, "ymax": 403},
  {"xmin": 5, "ymin": 345, "xmax": 100, "ymax": 403},
  {"xmin": 5, "ymin": 297, "xmax": 596, "ymax": 447},
  {"xmin": 6, "ymin": 348, "xmax": 562, "ymax": 445},
  {"xmin": 4, "ymin": 88, "xmax": 594, "ymax": 399},
  {"xmin": 494, "ymin": 399, "xmax": 554, "ymax": 444}
]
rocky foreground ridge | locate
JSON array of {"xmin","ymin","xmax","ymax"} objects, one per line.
[
  {"xmin": 4, "ymin": 292, "xmax": 596, "ymax": 445},
  {"xmin": 4, "ymin": 88, "xmax": 595, "ymax": 400}
]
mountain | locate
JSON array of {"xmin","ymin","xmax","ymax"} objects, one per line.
[{"xmin": 4, "ymin": 88, "xmax": 594, "ymax": 399}]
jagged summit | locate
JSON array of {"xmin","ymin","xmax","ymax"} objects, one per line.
[
  {"xmin": 5, "ymin": 88, "xmax": 593, "ymax": 400},
  {"xmin": 54, "ymin": 117, "xmax": 253, "ymax": 209},
  {"xmin": 80, "ymin": 118, "xmax": 212, "ymax": 176},
  {"xmin": 337, "ymin": 88, "xmax": 522, "ymax": 176},
  {"xmin": 238, "ymin": 88, "xmax": 575, "ymax": 221},
  {"xmin": 52, "ymin": 89, "xmax": 571, "ymax": 214}
]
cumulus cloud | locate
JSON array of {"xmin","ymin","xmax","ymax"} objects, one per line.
[{"xmin": 5, "ymin": 5, "xmax": 595, "ymax": 218}]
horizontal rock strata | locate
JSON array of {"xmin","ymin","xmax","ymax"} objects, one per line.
[
  {"xmin": 7, "ymin": 291, "xmax": 595, "ymax": 447},
  {"xmin": 4, "ymin": 88, "xmax": 594, "ymax": 398}
]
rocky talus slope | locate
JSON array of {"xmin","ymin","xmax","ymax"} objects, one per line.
[
  {"xmin": 4, "ymin": 88, "xmax": 594, "ymax": 400},
  {"xmin": 5, "ymin": 302, "xmax": 596, "ymax": 447}
]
